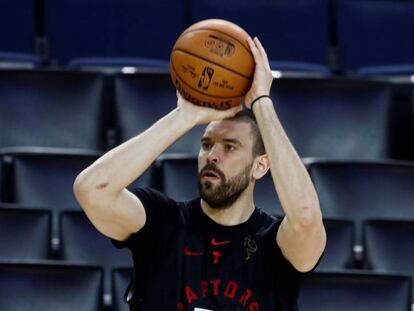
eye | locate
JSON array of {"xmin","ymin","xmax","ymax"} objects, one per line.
[
  {"xmin": 201, "ymin": 142, "xmax": 212, "ymax": 150},
  {"xmin": 225, "ymin": 144, "xmax": 236, "ymax": 151}
]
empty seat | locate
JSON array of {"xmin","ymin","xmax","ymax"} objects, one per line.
[
  {"xmin": 0, "ymin": 206, "xmax": 51, "ymax": 260},
  {"xmin": 336, "ymin": 0, "xmax": 414, "ymax": 75},
  {"xmin": 112, "ymin": 267, "xmax": 133, "ymax": 311},
  {"xmin": 44, "ymin": 0, "xmax": 186, "ymax": 65},
  {"xmin": 158, "ymin": 154, "xmax": 198, "ymax": 201},
  {"xmin": 191, "ymin": 0, "xmax": 330, "ymax": 73},
  {"xmin": 60, "ymin": 210, "xmax": 132, "ymax": 304},
  {"xmin": 364, "ymin": 220, "xmax": 414, "ymax": 298},
  {"xmin": 0, "ymin": 262, "xmax": 103, "ymax": 311},
  {"xmin": 0, "ymin": 70, "xmax": 105, "ymax": 150},
  {"xmin": 271, "ymin": 78, "xmax": 393, "ymax": 159},
  {"xmin": 115, "ymin": 72, "xmax": 206, "ymax": 155},
  {"xmin": 68, "ymin": 57, "xmax": 169, "ymax": 73},
  {"xmin": 11, "ymin": 149, "xmax": 154, "ymax": 208},
  {"xmin": 317, "ymin": 218, "xmax": 355, "ymax": 270},
  {"xmin": 299, "ymin": 271, "xmax": 412, "ymax": 311},
  {"xmin": 10, "ymin": 150, "xmax": 102, "ymax": 209},
  {"xmin": 0, "ymin": 0, "xmax": 36, "ymax": 54},
  {"xmin": 309, "ymin": 160, "xmax": 414, "ymax": 243},
  {"xmin": 0, "ymin": 52, "xmax": 40, "ymax": 69}
]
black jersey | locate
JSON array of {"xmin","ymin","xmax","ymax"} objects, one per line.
[{"xmin": 112, "ymin": 188, "xmax": 312, "ymax": 310}]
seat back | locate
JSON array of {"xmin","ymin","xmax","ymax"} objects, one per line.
[
  {"xmin": 336, "ymin": 0, "xmax": 414, "ymax": 72},
  {"xmin": 309, "ymin": 161, "xmax": 414, "ymax": 243},
  {"xmin": 0, "ymin": 0, "xmax": 36, "ymax": 53},
  {"xmin": 0, "ymin": 207, "xmax": 51, "ymax": 260},
  {"xmin": 0, "ymin": 70, "xmax": 105, "ymax": 149},
  {"xmin": 44, "ymin": 0, "xmax": 186, "ymax": 64},
  {"xmin": 0, "ymin": 262, "xmax": 104, "ymax": 311},
  {"xmin": 112, "ymin": 267, "xmax": 133, "ymax": 311},
  {"xmin": 271, "ymin": 78, "xmax": 393, "ymax": 159},
  {"xmin": 299, "ymin": 271, "xmax": 412, "ymax": 311},
  {"xmin": 115, "ymin": 73, "xmax": 206, "ymax": 155}
]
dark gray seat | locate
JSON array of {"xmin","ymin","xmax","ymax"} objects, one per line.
[
  {"xmin": 309, "ymin": 160, "xmax": 414, "ymax": 243},
  {"xmin": 0, "ymin": 206, "xmax": 51, "ymax": 260},
  {"xmin": 364, "ymin": 219, "xmax": 414, "ymax": 299},
  {"xmin": 299, "ymin": 271, "xmax": 412, "ymax": 311},
  {"xmin": 0, "ymin": 262, "xmax": 104, "ymax": 311},
  {"xmin": 0, "ymin": 70, "xmax": 105, "ymax": 150}
]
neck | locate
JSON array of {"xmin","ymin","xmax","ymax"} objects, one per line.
[{"xmin": 200, "ymin": 185, "xmax": 255, "ymax": 226}]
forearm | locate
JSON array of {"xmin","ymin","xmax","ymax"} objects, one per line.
[
  {"xmin": 75, "ymin": 106, "xmax": 197, "ymax": 199},
  {"xmin": 253, "ymin": 98, "xmax": 321, "ymax": 227}
]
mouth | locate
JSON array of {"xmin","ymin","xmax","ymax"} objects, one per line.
[{"xmin": 201, "ymin": 170, "xmax": 221, "ymax": 181}]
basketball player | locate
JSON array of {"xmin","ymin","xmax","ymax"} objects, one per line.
[{"xmin": 74, "ymin": 37, "xmax": 326, "ymax": 310}]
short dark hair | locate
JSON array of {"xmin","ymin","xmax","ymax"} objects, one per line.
[{"xmin": 227, "ymin": 109, "xmax": 265, "ymax": 157}]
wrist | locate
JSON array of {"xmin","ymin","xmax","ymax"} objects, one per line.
[{"xmin": 250, "ymin": 95, "xmax": 271, "ymax": 111}]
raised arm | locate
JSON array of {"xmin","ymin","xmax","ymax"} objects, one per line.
[
  {"xmin": 74, "ymin": 93, "xmax": 241, "ymax": 241},
  {"xmin": 246, "ymin": 37, "xmax": 326, "ymax": 272}
]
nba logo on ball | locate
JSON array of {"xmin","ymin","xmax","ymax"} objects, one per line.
[
  {"xmin": 170, "ymin": 19, "xmax": 254, "ymax": 110},
  {"xmin": 198, "ymin": 67, "xmax": 214, "ymax": 90}
]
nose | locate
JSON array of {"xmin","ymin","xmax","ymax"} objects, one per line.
[{"xmin": 206, "ymin": 145, "xmax": 221, "ymax": 164}]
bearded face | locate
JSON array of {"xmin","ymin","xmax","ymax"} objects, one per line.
[{"xmin": 198, "ymin": 161, "xmax": 253, "ymax": 209}]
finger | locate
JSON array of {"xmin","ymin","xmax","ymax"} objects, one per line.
[
  {"xmin": 246, "ymin": 36, "xmax": 262, "ymax": 64},
  {"xmin": 254, "ymin": 37, "xmax": 271, "ymax": 69},
  {"xmin": 226, "ymin": 104, "xmax": 243, "ymax": 116}
]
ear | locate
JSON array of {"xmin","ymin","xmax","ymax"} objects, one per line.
[{"xmin": 252, "ymin": 154, "xmax": 270, "ymax": 180}]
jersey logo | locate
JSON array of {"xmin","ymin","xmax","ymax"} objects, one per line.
[
  {"xmin": 210, "ymin": 238, "xmax": 231, "ymax": 246},
  {"xmin": 244, "ymin": 235, "xmax": 258, "ymax": 260},
  {"xmin": 184, "ymin": 247, "xmax": 203, "ymax": 256}
]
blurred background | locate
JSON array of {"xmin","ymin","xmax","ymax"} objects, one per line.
[{"xmin": 0, "ymin": 0, "xmax": 414, "ymax": 310}]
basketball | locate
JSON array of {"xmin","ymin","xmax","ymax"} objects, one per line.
[{"xmin": 170, "ymin": 19, "xmax": 255, "ymax": 110}]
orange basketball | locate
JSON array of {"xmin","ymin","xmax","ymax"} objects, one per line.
[{"xmin": 170, "ymin": 19, "xmax": 254, "ymax": 110}]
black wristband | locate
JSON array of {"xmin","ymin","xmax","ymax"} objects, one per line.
[{"xmin": 250, "ymin": 95, "xmax": 271, "ymax": 111}]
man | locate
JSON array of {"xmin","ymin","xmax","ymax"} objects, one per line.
[{"xmin": 74, "ymin": 37, "xmax": 326, "ymax": 310}]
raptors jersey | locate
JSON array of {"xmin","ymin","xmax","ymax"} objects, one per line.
[{"xmin": 112, "ymin": 188, "xmax": 315, "ymax": 310}]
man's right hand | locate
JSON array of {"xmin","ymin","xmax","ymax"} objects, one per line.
[{"xmin": 176, "ymin": 91, "xmax": 242, "ymax": 125}]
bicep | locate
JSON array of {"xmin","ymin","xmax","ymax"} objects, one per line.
[
  {"xmin": 83, "ymin": 188, "xmax": 146, "ymax": 241},
  {"xmin": 276, "ymin": 217, "xmax": 326, "ymax": 272}
]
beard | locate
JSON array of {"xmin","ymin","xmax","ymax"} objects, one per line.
[{"xmin": 198, "ymin": 162, "xmax": 253, "ymax": 209}]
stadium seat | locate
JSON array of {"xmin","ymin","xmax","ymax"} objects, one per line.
[
  {"xmin": 0, "ymin": 206, "xmax": 51, "ymax": 260},
  {"xmin": 0, "ymin": 70, "xmax": 105, "ymax": 150},
  {"xmin": 191, "ymin": 0, "xmax": 330, "ymax": 74},
  {"xmin": 0, "ymin": 0, "xmax": 36, "ymax": 54},
  {"xmin": 112, "ymin": 267, "xmax": 134, "ymax": 311},
  {"xmin": 10, "ymin": 149, "xmax": 102, "ymax": 209},
  {"xmin": 298, "ymin": 271, "xmax": 412, "ymax": 311},
  {"xmin": 317, "ymin": 218, "xmax": 355, "ymax": 270},
  {"xmin": 271, "ymin": 78, "xmax": 393, "ymax": 159},
  {"xmin": 158, "ymin": 154, "xmax": 198, "ymax": 201},
  {"xmin": 0, "ymin": 262, "xmax": 103, "ymax": 311},
  {"xmin": 44, "ymin": 0, "xmax": 186, "ymax": 65},
  {"xmin": 9, "ymin": 149, "xmax": 153, "ymax": 208},
  {"xmin": 115, "ymin": 72, "xmax": 206, "ymax": 155},
  {"xmin": 68, "ymin": 57, "xmax": 169, "ymax": 73},
  {"xmin": 364, "ymin": 220, "xmax": 414, "ymax": 298},
  {"xmin": 309, "ymin": 160, "xmax": 414, "ymax": 243},
  {"xmin": 336, "ymin": 0, "xmax": 414, "ymax": 74},
  {"xmin": 60, "ymin": 210, "xmax": 132, "ymax": 305},
  {"xmin": 0, "ymin": 52, "xmax": 40, "ymax": 69}
]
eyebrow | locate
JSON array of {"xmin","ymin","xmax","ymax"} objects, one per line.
[{"xmin": 201, "ymin": 137, "xmax": 243, "ymax": 147}]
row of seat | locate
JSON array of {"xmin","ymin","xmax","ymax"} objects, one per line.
[
  {"xmin": 1, "ymin": 0, "xmax": 414, "ymax": 75},
  {"xmin": 0, "ymin": 261, "xmax": 410, "ymax": 311},
  {"xmin": 1, "ymin": 151, "xmax": 414, "ymax": 241},
  {"xmin": 1, "ymin": 206, "xmax": 414, "ymax": 308},
  {"xmin": 1, "ymin": 70, "xmax": 413, "ymax": 159}
]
